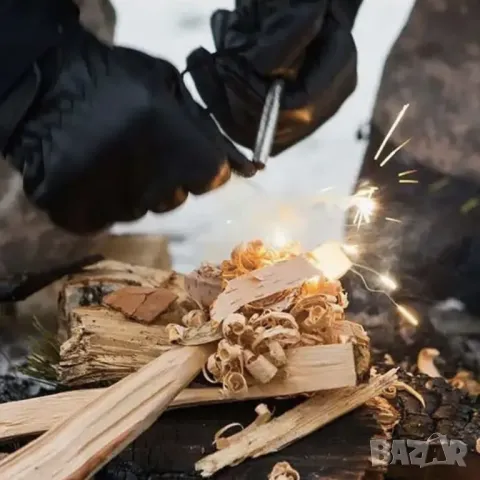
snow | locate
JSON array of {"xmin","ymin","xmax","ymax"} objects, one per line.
[{"xmin": 110, "ymin": 0, "xmax": 415, "ymax": 272}]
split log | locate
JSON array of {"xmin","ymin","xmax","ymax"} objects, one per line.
[
  {"xmin": 0, "ymin": 345, "xmax": 213, "ymax": 480},
  {"xmin": 0, "ymin": 344, "xmax": 358, "ymax": 441},
  {"xmin": 57, "ymin": 260, "xmax": 179, "ymax": 341}
]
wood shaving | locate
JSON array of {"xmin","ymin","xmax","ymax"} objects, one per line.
[
  {"xmin": 417, "ymin": 348, "xmax": 442, "ymax": 378},
  {"xmin": 381, "ymin": 381, "xmax": 425, "ymax": 409},
  {"xmin": 214, "ymin": 404, "xmax": 273, "ymax": 450},
  {"xmin": 384, "ymin": 354, "xmax": 395, "ymax": 365},
  {"xmin": 476, "ymin": 438, "xmax": 480, "ymax": 454},
  {"xmin": 449, "ymin": 370, "xmax": 480, "ymax": 396},
  {"xmin": 395, "ymin": 381, "xmax": 426, "ymax": 409},
  {"xmin": 164, "ymin": 322, "xmax": 222, "ymax": 346},
  {"xmin": 199, "ymin": 242, "xmax": 367, "ymax": 393},
  {"xmin": 182, "ymin": 310, "xmax": 207, "ymax": 328},
  {"xmin": 195, "ymin": 369, "xmax": 398, "ymax": 477},
  {"xmin": 220, "ymin": 241, "xmax": 300, "ymax": 282},
  {"xmin": 268, "ymin": 462, "xmax": 300, "ymax": 480},
  {"xmin": 211, "ymin": 256, "xmax": 323, "ymax": 323},
  {"xmin": 243, "ymin": 350, "xmax": 278, "ymax": 384}
]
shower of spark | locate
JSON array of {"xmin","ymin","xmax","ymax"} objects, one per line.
[{"xmin": 351, "ymin": 185, "xmax": 378, "ymax": 229}]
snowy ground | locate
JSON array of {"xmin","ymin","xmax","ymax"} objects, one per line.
[{"xmin": 111, "ymin": 0, "xmax": 415, "ymax": 272}]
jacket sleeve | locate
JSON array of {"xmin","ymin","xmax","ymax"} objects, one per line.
[{"xmin": 0, "ymin": 0, "xmax": 80, "ymax": 152}]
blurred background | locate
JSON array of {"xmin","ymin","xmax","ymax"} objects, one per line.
[{"xmin": 111, "ymin": 0, "xmax": 415, "ymax": 272}]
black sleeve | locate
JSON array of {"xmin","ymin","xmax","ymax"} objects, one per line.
[
  {"xmin": 334, "ymin": 0, "xmax": 364, "ymax": 29},
  {"xmin": 0, "ymin": 0, "xmax": 80, "ymax": 150}
]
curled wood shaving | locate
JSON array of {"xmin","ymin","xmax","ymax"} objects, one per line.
[
  {"xmin": 243, "ymin": 350, "xmax": 278, "ymax": 384},
  {"xmin": 221, "ymin": 241, "xmax": 300, "ymax": 282},
  {"xmin": 166, "ymin": 324, "xmax": 186, "ymax": 344},
  {"xmin": 182, "ymin": 310, "xmax": 207, "ymax": 328},
  {"xmin": 196, "ymin": 241, "xmax": 362, "ymax": 394},
  {"xmin": 382, "ymin": 385, "xmax": 397, "ymax": 400},
  {"xmin": 222, "ymin": 314, "xmax": 247, "ymax": 338},
  {"xmin": 223, "ymin": 372, "xmax": 248, "ymax": 396},
  {"xmin": 449, "ymin": 370, "xmax": 480, "ymax": 396},
  {"xmin": 417, "ymin": 348, "xmax": 442, "ymax": 378},
  {"xmin": 214, "ymin": 404, "xmax": 273, "ymax": 450},
  {"xmin": 165, "ymin": 322, "xmax": 222, "ymax": 346},
  {"xmin": 267, "ymin": 341, "xmax": 287, "ymax": 367},
  {"xmin": 205, "ymin": 311, "xmax": 303, "ymax": 392},
  {"xmin": 381, "ymin": 381, "xmax": 425, "ymax": 409},
  {"xmin": 268, "ymin": 462, "xmax": 300, "ymax": 480},
  {"xmin": 213, "ymin": 423, "xmax": 243, "ymax": 449},
  {"xmin": 396, "ymin": 381, "xmax": 426, "ymax": 409}
]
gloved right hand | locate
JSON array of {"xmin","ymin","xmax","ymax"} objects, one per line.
[
  {"xmin": 2, "ymin": 1, "xmax": 256, "ymax": 235},
  {"xmin": 187, "ymin": 0, "xmax": 361, "ymax": 156}
]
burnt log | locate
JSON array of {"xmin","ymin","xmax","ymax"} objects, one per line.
[
  {"xmin": 1, "ymin": 363, "xmax": 478, "ymax": 480},
  {"xmin": 97, "ymin": 365, "xmax": 480, "ymax": 479}
]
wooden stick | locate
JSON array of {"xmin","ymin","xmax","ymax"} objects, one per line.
[
  {"xmin": 0, "ymin": 345, "xmax": 213, "ymax": 480},
  {"xmin": 195, "ymin": 369, "xmax": 398, "ymax": 477},
  {"xmin": 0, "ymin": 344, "xmax": 356, "ymax": 441}
]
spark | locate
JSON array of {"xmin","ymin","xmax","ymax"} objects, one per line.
[
  {"xmin": 374, "ymin": 104, "xmax": 409, "ymax": 160},
  {"xmin": 352, "ymin": 264, "xmax": 397, "ymax": 292},
  {"xmin": 350, "ymin": 264, "xmax": 418, "ymax": 327},
  {"xmin": 378, "ymin": 274, "xmax": 398, "ymax": 291},
  {"xmin": 396, "ymin": 304, "xmax": 419, "ymax": 327},
  {"xmin": 398, "ymin": 169, "xmax": 417, "ymax": 177},
  {"xmin": 461, "ymin": 198, "xmax": 480, "ymax": 214},
  {"xmin": 351, "ymin": 186, "xmax": 377, "ymax": 229},
  {"xmin": 379, "ymin": 138, "xmax": 411, "ymax": 167},
  {"xmin": 385, "ymin": 217, "xmax": 402, "ymax": 223},
  {"xmin": 399, "ymin": 179, "xmax": 419, "ymax": 184}
]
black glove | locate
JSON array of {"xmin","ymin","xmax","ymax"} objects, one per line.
[
  {"xmin": 187, "ymin": 0, "xmax": 361, "ymax": 155},
  {"xmin": 1, "ymin": 0, "xmax": 256, "ymax": 235}
]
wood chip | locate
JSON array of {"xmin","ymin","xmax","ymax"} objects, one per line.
[
  {"xmin": 103, "ymin": 286, "xmax": 178, "ymax": 324},
  {"xmin": 195, "ymin": 369, "xmax": 398, "ymax": 477},
  {"xmin": 211, "ymin": 256, "xmax": 323, "ymax": 323},
  {"xmin": 268, "ymin": 461, "xmax": 300, "ymax": 480},
  {"xmin": 417, "ymin": 348, "xmax": 441, "ymax": 378},
  {"xmin": 214, "ymin": 404, "xmax": 273, "ymax": 450},
  {"xmin": 185, "ymin": 270, "xmax": 223, "ymax": 308}
]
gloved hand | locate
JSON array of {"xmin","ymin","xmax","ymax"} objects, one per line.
[
  {"xmin": 2, "ymin": 2, "xmax": 255, "ymax": 235},
  {"xmin": 187, "ymin": 0, "xmax": 361, "ymax": 155}
]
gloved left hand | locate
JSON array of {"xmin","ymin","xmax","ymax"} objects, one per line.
[{"xmin": 1, "ymin": 0, "xmax": 257, "ymax": 234}]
